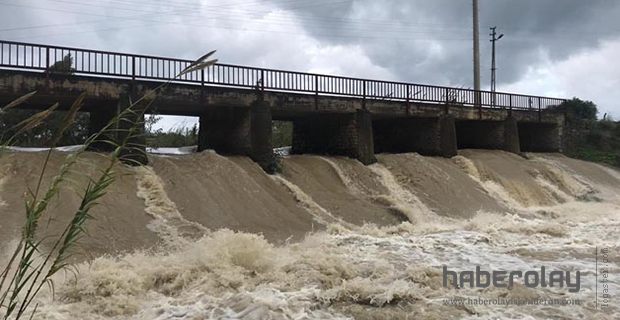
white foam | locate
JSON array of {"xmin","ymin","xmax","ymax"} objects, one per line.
[
  {"xmin": 453, "ymin": 155, "xmax": 525, "ymax": 209},
  {"xmin": 6, "ymin": 151, "xmax": 620, "ymax": 319},
  {"xmin": 133, "ymin": 166, "xmax": 208, "ymax": 244},
  {"xmin": 146, "ymin": 146, "xmax": 197, "ymax": 155},
  {"xmin": 367, "ymin": 163, "xmax": 436, "ymax": 223},
  {"xmin": 271, "ymin": 174, "xmax": 354, "ymax": 229}
]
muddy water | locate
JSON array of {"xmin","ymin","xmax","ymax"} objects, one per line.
[{"xmin": 0, "ymin": 149, "xmax": 618, "ymax": 319}]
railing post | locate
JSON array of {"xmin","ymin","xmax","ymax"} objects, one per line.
[
  {"xmin": 538, "ymin": 96, "xmax": 542, "ymax": 122},
  {"xmin": 314, "ymin": 74, "xmax": 319, "ymax": 111},
  {"xmin": 478, "ymin": 90, "xmax": 483, "ymax": 119},
  {"xmin": 131, "ymin": 56, "xmax": 136, "ymax": 80},
  {"xmin": 362, "ymin": 79, "xmax": 367, "ymax": 110},
  {"xmin": 45, "ymin": 47, "xmax": 50, "ymax": 68},
  {"xmin": 315, "ymin": 74, "xmax": 319, "ymax": 95},
  {"xmin": 509, "ymin": 94, "xmax": 513, "ymax": 117},
  {"xmin": 45, "ymin": 47, "xmax": 50, "ymax": 78},
  {"xmin": 254, "ymin": 69, "xmax": 265, "ymax": 101},
  {"xmin": 406, "ymin": 84, "xmax": 411, "ymax": 115}
]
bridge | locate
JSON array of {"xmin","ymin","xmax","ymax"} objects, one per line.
[{"xmin": 0, "ymin": 40, "xmax": 566, "ymax": 172}]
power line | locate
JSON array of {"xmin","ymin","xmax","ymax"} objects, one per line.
[
  {"xmin": 1, "ymin": 0, "xmax": 472, "ymax": 35},
  {"xmin": 10, "ymin": 21, "xmax": 472, "ymax": 43},
  {"xmin": 51, "ymin": 0, "xmax": 467, "ymax": 29},
  {"xmin": 2, "ymin": 0, "xmax": 613, "ymax": 39},
  {"xmin": 0, "ymin": 1, "xmax": 472, "ymax": 41}
]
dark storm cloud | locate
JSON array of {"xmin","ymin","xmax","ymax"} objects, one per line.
[
  {"xmin": 270, "ymin": 0, "xmax": 620, "ymax": 88},
  {"xmin": 1, "ymin": 0, "xmax": 618, "ymax": 118}
]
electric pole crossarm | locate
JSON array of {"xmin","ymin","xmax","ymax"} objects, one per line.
[{"xmin": 489, "ymin": 26, "xmax": 504, "ymax": 107}]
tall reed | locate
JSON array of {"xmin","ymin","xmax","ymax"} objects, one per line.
[{"xmin": 0, "ymin": 51, "xmax": 217, "ymax": 319}]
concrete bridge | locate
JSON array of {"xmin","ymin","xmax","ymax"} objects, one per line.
[{"xmin": 0, "ymin": 40, "xmax": 566, "ymax": 172}]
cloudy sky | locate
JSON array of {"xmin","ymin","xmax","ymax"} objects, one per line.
[{"xmin": 1, "ymin": 0, "xmax": 619, "ymax": 128}]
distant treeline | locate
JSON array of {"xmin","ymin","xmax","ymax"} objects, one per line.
[{"xmin": 552, "ymin": 98, "xmax": 620, "ymax": 168}]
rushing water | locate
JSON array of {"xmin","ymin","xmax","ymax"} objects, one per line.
[{"xmin": 0, "ymin": 149, "xmax": 619, "ymax": 319}]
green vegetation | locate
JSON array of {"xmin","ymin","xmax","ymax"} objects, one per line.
[
  {"xmin": 144, "ymin": 115, "xmax": 198, "ymax": 148},
  {"xmin": 0, "ymin": 109, "xmax": 89, "ymax": 147},
  {"xmin": 143, "ymin": 117, "xmax": 292, "ymax": 149},
  {"xmin": 272, "ymin": 121, "xmax": 293, "ymax": 148},
  {"xmin": 47, "ymin": 53, "xmax": 76, "ymax": 74},
  {"xmin": 146, "ymin": 125, "xmax": 199, "ymax": 148},
  {"xmin": 552, "ymin": 98, "xmax": 620, "ymax": 168}
]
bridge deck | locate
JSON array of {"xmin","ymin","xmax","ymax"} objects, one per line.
[{"xmin": 0, "ymin": 39, "xmax": 566, "ymax": 113}]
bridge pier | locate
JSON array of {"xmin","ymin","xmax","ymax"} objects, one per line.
[
  {"xmin": 518, "ymin": 122, "xmax": 561, "ymax": 152},
  {"xmin": 198, "ymin": 99, "xmax": 276, "ymax": 173},
  {"xmin": 373, "ymin": 115, "xmax": 457, "ymax": 157},
  {"xmin": 291, "ymin": 110, "xmax": 376, "ymax": 165},
  {"xmin": 88, "ymin": 107, "xmax": 117, "ymax": 152},
  {"xmin": 455, "ymin": 117, "xmax": 521, "ymax": 154},
  {"xmin": 87, "ymin": 92, "xmax": 148, "ymax": 166}
]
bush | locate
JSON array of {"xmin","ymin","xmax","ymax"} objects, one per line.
[{"xmin": 550, "ymin": 98, "xmax": 598, "ymax": 122}]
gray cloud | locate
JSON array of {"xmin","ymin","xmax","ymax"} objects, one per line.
[
  {"xmin": 1, "ymin": 0, "xmax": 619, "ymax": 118},
  {"xmin": 271, "ymin": 0, "xmax": 620, "ymax": 88}
]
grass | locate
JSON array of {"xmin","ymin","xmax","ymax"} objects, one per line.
[
  {"xmin": 0, "ymin": 51, "xmax": 217, "ymax": 319},
  {"xmin": 146, "ymin": 125, "xmax": 198, "ymax": 148},
  {"xmin": 564, "ymin": 119, "xmax": 620, "ymax": 168}
]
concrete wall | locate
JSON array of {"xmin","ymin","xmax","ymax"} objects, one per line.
[
  {"xmin": 198, "ymin": 106, "xmax": 252, "ymax": 154},
  {"xmin": 373, "ymin": 116, "xmax": 457, "ymax": 157},
  {"xmin": 456, "ymin": 117, "xmax": 520, "ymax": 154},
  {"xmin": 87, "ymin": 92, "xmax": 148, "ymax": 165},
  {"xmin": 0, "ymin": 70, "xmax": 568, "ymax": 169},
  {"xmin": 250, "ymin": 99, "xmax": 276, "ymax": 173},
  {"xmin": 88, "ymin": 106, "xmax": 117, "ymax": 152},
  {"xmin": 0, "ymin": 71, "xmax": 565, "ymax": 124},
  {"xmin": 518, "ymin": 122, "xmax": 562, "ymax": 152},
  {"xmin": 117, "ymin": 93, "xmax": 148, "ymax": 166},
  {"xmin": 198, "ymin": 100, "xmax": 276, "ymax": 172},
  {"xmin": 292, "ymin": 110, "xmax": 376, "ymax": 165}
]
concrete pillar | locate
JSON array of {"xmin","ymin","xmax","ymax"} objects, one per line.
[
  {"xmin": 356, "ymin": 109, "xmax": 376, "ymax": 165},
  {"xmin": 250, "ymin": 99, "xmax": 276, "ymax": 173},
  {"xmin": 198, "ymin": 101, "xmax": 275, "ymax": 173},
  {"xmin": 503, "ymin": 117, "xmax": 521, "ymax": 154},
  {"xmin": 518, "ymin": 122, "xmax": 561, "ymax": 152},
  {"xmin": 455, "ymin": 117, "xmax": 521, "ymax": 154},
  {"xmin": 117, "ymin": 93, "xmax": 148, "ymax": 166},
  {"xmin": 373, "ymin": 115, "xmax": 457, "ymax": 157},
  {"xmin": 87, "ymin": 107, "xmax": 116, "ymax": 152},
  {"xmin": 292, "ymin": 109, "xmax": 376, "ymax": 165},
  {"xmin": 198, "ymin": 106, "xmax": 251, "ymax": 154},
  {"xmin": 87, "ymin": 92, "xmax": 148, "ymax": 165},
  {"xmin": 439, "ymin": 115, "xmax": 458, "ymax": 157}
]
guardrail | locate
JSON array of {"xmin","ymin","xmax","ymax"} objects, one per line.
[{"xmin": 0, "ymin": 39, "xmax": 566, "ymax": 111}]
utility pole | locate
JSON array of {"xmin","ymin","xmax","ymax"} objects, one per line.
[
  {"xmin": 472, "ymin": 0, "xmax": 481, "ymax": 108},
  {"xmin": 489, "ymin": 26, "xmax": 504, "ymax": 96}
]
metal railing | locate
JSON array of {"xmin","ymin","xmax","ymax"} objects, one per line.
[{"xmin": 0, "ymin": 40, "xmax": 566, "ymax": 110}]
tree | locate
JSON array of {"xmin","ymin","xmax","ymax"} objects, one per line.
[
  {"xmin": 47, "ymin": 53, "xmax": 75, "ymax": 74},
  {"xmin": 0, "ymin": 109, "xmax": 90, "ymax": 146},
  {"xmin": 550, "ymin": 98, "xmax": 598, "ymax": 122},
  {"xmin": 272, "ymin": 121, "xmax": 292, "ymax": 147}
]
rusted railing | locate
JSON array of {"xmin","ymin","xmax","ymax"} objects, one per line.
[{"xmin": 0, "ymin": 40, "xmax": 566, "ymax": 110}]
